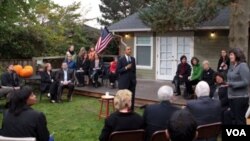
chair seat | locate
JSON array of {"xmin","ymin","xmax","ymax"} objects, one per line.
[{"xmin": 109, "ymin": 129, "xmax": 145, "ymax": 141}]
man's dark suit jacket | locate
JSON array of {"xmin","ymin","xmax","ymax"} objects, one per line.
[
  {"xmin": 0, "ymin": 107, "xmax": 49, "ymax": 141},
  {"xmin": 186, "ymin": 96, "xmax": 221, "ymax": 126},
  {"xmin": 1, "ymin": 72, "xmax": 20, "ymax": 87},
  {"xmin": 56, "ymin": 69, "xmax": 75, "ymax": 83},
  {"xmin": 117, "ymin": 55, "xmax": 136, "ymax": 89},
  {"xmin": 143, "ymin": 101, "xmax": 180, "ymax": 141}
]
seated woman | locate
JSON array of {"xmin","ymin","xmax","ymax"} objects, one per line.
[
  {"xmin": 0, "ymin": 86, "xmax": 50, "ymax": 141},
  {"xmin": 109, "ymin": 57, "xmax": 118, "ymax": 88},
  {"xmin": 40, "ymin": 63, "xmax": 58, "ymax": 103},
  {"xmin": 173, "ymin": 55, "xmax": 191, "ymax": 96},
  {"xmin": 213, "ymin": 72, "xmax": 231, "ymax": 124},
  {"xmin": 201, "ymin": 60, "xmax": 215, "ymax": 97},
  {"xmin": 76, "ymin": 50, "xmax": 90, "ymax": 87},
  {"xmin": 89, "ymin": 53, "xmax": 103, "ymax": 88},
  {"xmin": 99, "ymin": 89, "xmax": 143, "ymax": 141},
  {"xmin": 185, "ymin": 57, "xmax": 202, "ymax": 98}
]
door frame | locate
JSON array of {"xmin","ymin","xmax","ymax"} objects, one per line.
[{"xmin": 156, "ymin": 35, "xmax": 194, "ymax": 80}]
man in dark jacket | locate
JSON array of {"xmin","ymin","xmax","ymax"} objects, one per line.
[
  {"xmin": 201, "ymin": 60, "xmax": 215, "ymax": 97},
  {"xmin": 117, "ymin": 46, "xmax": 136, "ymax": 111},
  {"xmin": 0, "ymin": 64, "xmax": 20, "ymax": 97},
  {"xmin": 173, "ymin": 55, "xmax": 191, "ymax": 96},
  {"xmin": 143, "ymin": 85, "xmax": 180, "ymax": 141},
  {"xmin": 56, "ymin": 62, "xmax": 75, "ymax": 102},
  {"xmin": 185, "ymin": 81, "xmax": 221, "ymax": 141}
]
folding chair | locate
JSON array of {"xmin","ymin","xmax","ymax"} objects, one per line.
[
  {"xmin": 197, "ymin": 122, "xmax": 222, "ymax": 141},
  {"xmin": 109, "ymin": 129, "xmax": 145, "ymax": 141},
  {"xmin": 0, "ymin": 136, "xmax": 35, "ymax": 141},
  {"xmin": 151, "ymin": 130, "xmax": 170, "ymax": 141}
]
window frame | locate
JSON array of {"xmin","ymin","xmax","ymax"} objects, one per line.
[{"xmin": 134, "ymin": 34, "xmax": 153, "ymax": 69}]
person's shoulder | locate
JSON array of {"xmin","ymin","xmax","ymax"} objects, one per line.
[{"xmin": 239, "ymin": 62, "xmax": 249, "ymax": 68}]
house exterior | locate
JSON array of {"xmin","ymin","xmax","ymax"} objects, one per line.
[{"xmin": 108, "ymin": 8, "xmax": 237, "ymax": 81}]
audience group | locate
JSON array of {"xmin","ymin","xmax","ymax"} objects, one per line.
[{"xmin": 0, "ymin": 47, "xmax": 249, "ymax": 141}]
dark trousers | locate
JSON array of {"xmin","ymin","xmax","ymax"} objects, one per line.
[
  {"xmin": 76, "ymin": 72, "xmax": 85, "ymax": 85},
  {"xmin": 90, "ymin": 70, "xmax": 101, "ymax": 82},
  {"xmin": 229, "ymin": 97, "xmax": 249, "ymax": 125},
  {"xmin": 109, "ymin": 73, "xmax": 117, "ymax": 83},
  {"xmin": 57, "ymin": 83, "xmax": 74, "ymax": 100},
  {"xmin": 186, "ymin": 79, "xmax": 200, "ymax": 95},
  {"xmin": 50, "ymin": 82, "xmax": 58, "ymax": 101}
]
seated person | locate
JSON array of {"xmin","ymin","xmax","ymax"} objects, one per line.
[
  {"xmin": 56, "ymin": 62, "xmax": 75, "ymax": 102},
  {"xmin": 185, "ymin": 81, "xmax": 221, "ymax": 141},
  {"xmin": 40, "ymin": 63, "xmax": 58, "ymax": 103},
  {"xmin": 186, "ymin": 57, "xmax": 202, "ymax": 98},
  {"xmin": 201, "ymin": 60, "xmax": 215, "ymax": 97},
  {"xmin": 213, "ymin": 72, "xmax": 231, "ymax": 124},
  {"xmin": 143, "ymin": 85, "xmax": 180, "ymax": 141},
  {"xmin": 90, "ymin": 53, "xmax": 103, "ymax": 88},
  {"xmin": 76, "ymin": 52, "xmax": 90, "ymax": 87},
  {"xmin": 0, "ymin": 86, "xmax": 50, "ymax": 141},
  {"xmin": 109, "ymin": 57, "xmax": 118, "ymax": 88},
  {"xmin": 99, "ymin": 89, "xmax": 143, "ymax": 141},
  {"xmin": 167, "ymin": 110, "xmax": 198, "ymax": 141},
  {"xmin": 66, "ymin": 54, "xmax": 77, "ymax": 70},
  {"xmin": 173, "ymin": 55, "xmax": 191, "ymax": 96},
  {"xmin": 0, "ymin": 64, "xmax": 20, "ymax": 97}
]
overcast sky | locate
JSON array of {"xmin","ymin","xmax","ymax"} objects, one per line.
[{"xmin": 52, "ymin": 0, "xmax": 102, "ymax": 29}]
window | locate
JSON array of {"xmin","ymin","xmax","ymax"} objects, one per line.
[{"xmin": 135, "ymin": 35, "xmax": 153, "ymax": 69}]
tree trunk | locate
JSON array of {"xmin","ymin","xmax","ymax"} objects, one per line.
[{"xmin": 229, "ymin": 0, "xmax": 250, "ymax": 61}]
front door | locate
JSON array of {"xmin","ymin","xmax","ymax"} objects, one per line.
[{"xmin": 156, "ymin": 36, "xmax": 194, "ymax": 80}]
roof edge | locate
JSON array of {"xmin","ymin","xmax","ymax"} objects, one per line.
[{"xmin": 109, "ymin": 28, "xmax": 151, "ymax": 32}]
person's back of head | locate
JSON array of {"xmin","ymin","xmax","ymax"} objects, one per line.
[
  {"xmin": 9, "ymin": 86, "xmax": 34, "ymax": 116},
  {"xmin": 195, "ymin": 81, "xmax": 210, "ymax": 98},
  {"xmin": 167, "ymin": 110, "xmax": 198, "ymax": 141},
  {"xmin": 157, "ymin": 85, "xmax": 173, "ymax": 102}
]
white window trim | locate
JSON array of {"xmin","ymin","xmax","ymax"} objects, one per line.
[{"xmin": 134, "ymin": 34, "xmax": 153, "ymax": 70}]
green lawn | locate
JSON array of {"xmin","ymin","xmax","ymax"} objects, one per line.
[{"xmin": 0, "ymin": 94, "xmax": 142, "ymax": 141}]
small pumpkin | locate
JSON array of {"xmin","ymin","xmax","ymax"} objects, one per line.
[
  {"xmin": 13, "ymin": 65, "xmax": 23, "ymax": 75},
  {"xmin": 20, "ymin": 65, "xmax": 33, "ymax": 78}
]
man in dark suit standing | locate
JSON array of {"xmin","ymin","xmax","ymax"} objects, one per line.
[
  {"xmin": 143, "ymin": 85, "xmax": 180, "ymax": 141},
  {"xmin": 185, "ymin": 81, "xmax": 221, "ymax": 141},
  {"xmin": 56, "ymin": 62, "xmax": 75, "ymax": 102},
  {"xmin": 117, "ymin": 46, "xmax": 137, "ymax": 111}
]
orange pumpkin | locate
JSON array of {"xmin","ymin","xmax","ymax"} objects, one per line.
[
  {"xmin": 20, "ymin": 65, "xmax": 33, "ymax": 78},
  {"xmin": 13, "ymin": 65, "xmax": 23, "ymax": 75}
]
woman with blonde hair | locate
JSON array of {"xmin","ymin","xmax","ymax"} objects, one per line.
[{"xmin": 99, "ymin": 89, "xmax": 143, "ymax": 141}]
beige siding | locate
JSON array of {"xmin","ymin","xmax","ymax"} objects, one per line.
[
  {"xmin": 119, "ymin": 32, "xmax": 156, "ymax": 80},
  {"xmin": 194, "ymin": 30, "xmax": 230, "ymax": 70}
]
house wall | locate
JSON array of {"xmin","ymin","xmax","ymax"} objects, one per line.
[
  {"xmin": 194, "ymin": 30, "xmax": 230, "ymax": 70},
  {"xmin": 119, "ymin": 32, "xmax": 156, "ymax": 80}
]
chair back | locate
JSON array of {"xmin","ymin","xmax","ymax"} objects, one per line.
[
  {"xmin": 151, "ymin": 130, "xmax": 170, "ymax": 141},
  {"xmin": 109, "ymin": 129, "xmax": 145, "ymax": 141},
  {"xmin": 197, "ymin": 122, "xmax": 222, "ymax": 140},
  {"xmin": 0, "ymin": 136, "xmax": 36, "ymax": 141}
]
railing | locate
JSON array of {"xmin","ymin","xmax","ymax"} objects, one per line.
[{"xmin": 0, "ymin": 59, "xmax": 33, "ymax": 68}]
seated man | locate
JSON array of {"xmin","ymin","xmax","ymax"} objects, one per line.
[
  {"xmin": 185, "ymin": 81, "xmax": 221, "ymax": 141},
  {"xmin": 143, "ymin": 85, "xmax": 180, "ymax": 141},
  {"xmin": 167, "ymin": 110, "xmax": 198, "ymax": 141},
  {"xmin": 56, "ymin": 62, "xmax": 75, "ymax": 102},
  {"xmin": 201, "ymin": 60, "xmax": 215, "ymax": 97},
  {"xmin": 0, "ymin": 64, "xmax": 20, "ymax": 97}
]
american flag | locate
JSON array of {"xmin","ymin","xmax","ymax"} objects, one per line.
[{"xmin": 95, "ymin": 27, "xmax": 113, "ymax": 54}]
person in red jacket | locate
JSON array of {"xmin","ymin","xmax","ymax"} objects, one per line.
[{"xmin": 109, "ymin": 57, "xmax": 118, "ymax": 88}]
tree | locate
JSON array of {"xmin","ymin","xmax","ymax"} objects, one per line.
[
  {"xmin": 98, "ymin": 0, "xmax": 148, "ymax": 26},
  {"xmin": 139, "ymin": 0, "xmax": 230, "ymax": 32},
  {"xmin": 229, "ymin": 0, "xmax": 250, "ymax": 61}
]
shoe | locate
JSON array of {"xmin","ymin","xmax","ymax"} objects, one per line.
[
  {"xmin": 47, "ymin": 93, "xmax": 51, "ymax": 98},
  {"xmin": 50, "ymin": 100, "xmax": 56, "ymax": 103}
]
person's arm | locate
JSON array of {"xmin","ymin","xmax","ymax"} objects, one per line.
[
  {"xmin": 99, "ymin": 118, "xmax": 112, "ymax": 141},
  {"xmin": 36, "ymin": 113, "xmax": 50, "ymax": 141},
  {"xmin": 117, "ymin": 57, "xmax": 127, "ymax": 74},
  {"xmin": 217, "ymin": 59, "xmax": 221, "ymax": 72},
  {"xmin": 228, "ymin": 63, "xmax": 250, "ymax": 89},
  {"xmin": 192, "ymin": 65, "xmax": 202, "ymax": 80},
  {"xmin": 142, "ymin": 107, "xmax": 148, "ymax": 129}
]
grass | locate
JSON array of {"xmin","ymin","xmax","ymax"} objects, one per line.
[{"xmin": 0, "ymin": 94, "xmax": 143, "ymax": 141}]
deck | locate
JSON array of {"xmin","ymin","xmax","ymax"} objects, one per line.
[{"xmin": 74, "ymin": 79, "xmax": 187, "ymax": 107}]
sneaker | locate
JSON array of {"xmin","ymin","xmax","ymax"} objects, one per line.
[{"xmin": 50, "ymin": 100, "xmax": 56, "ymax": 103}]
